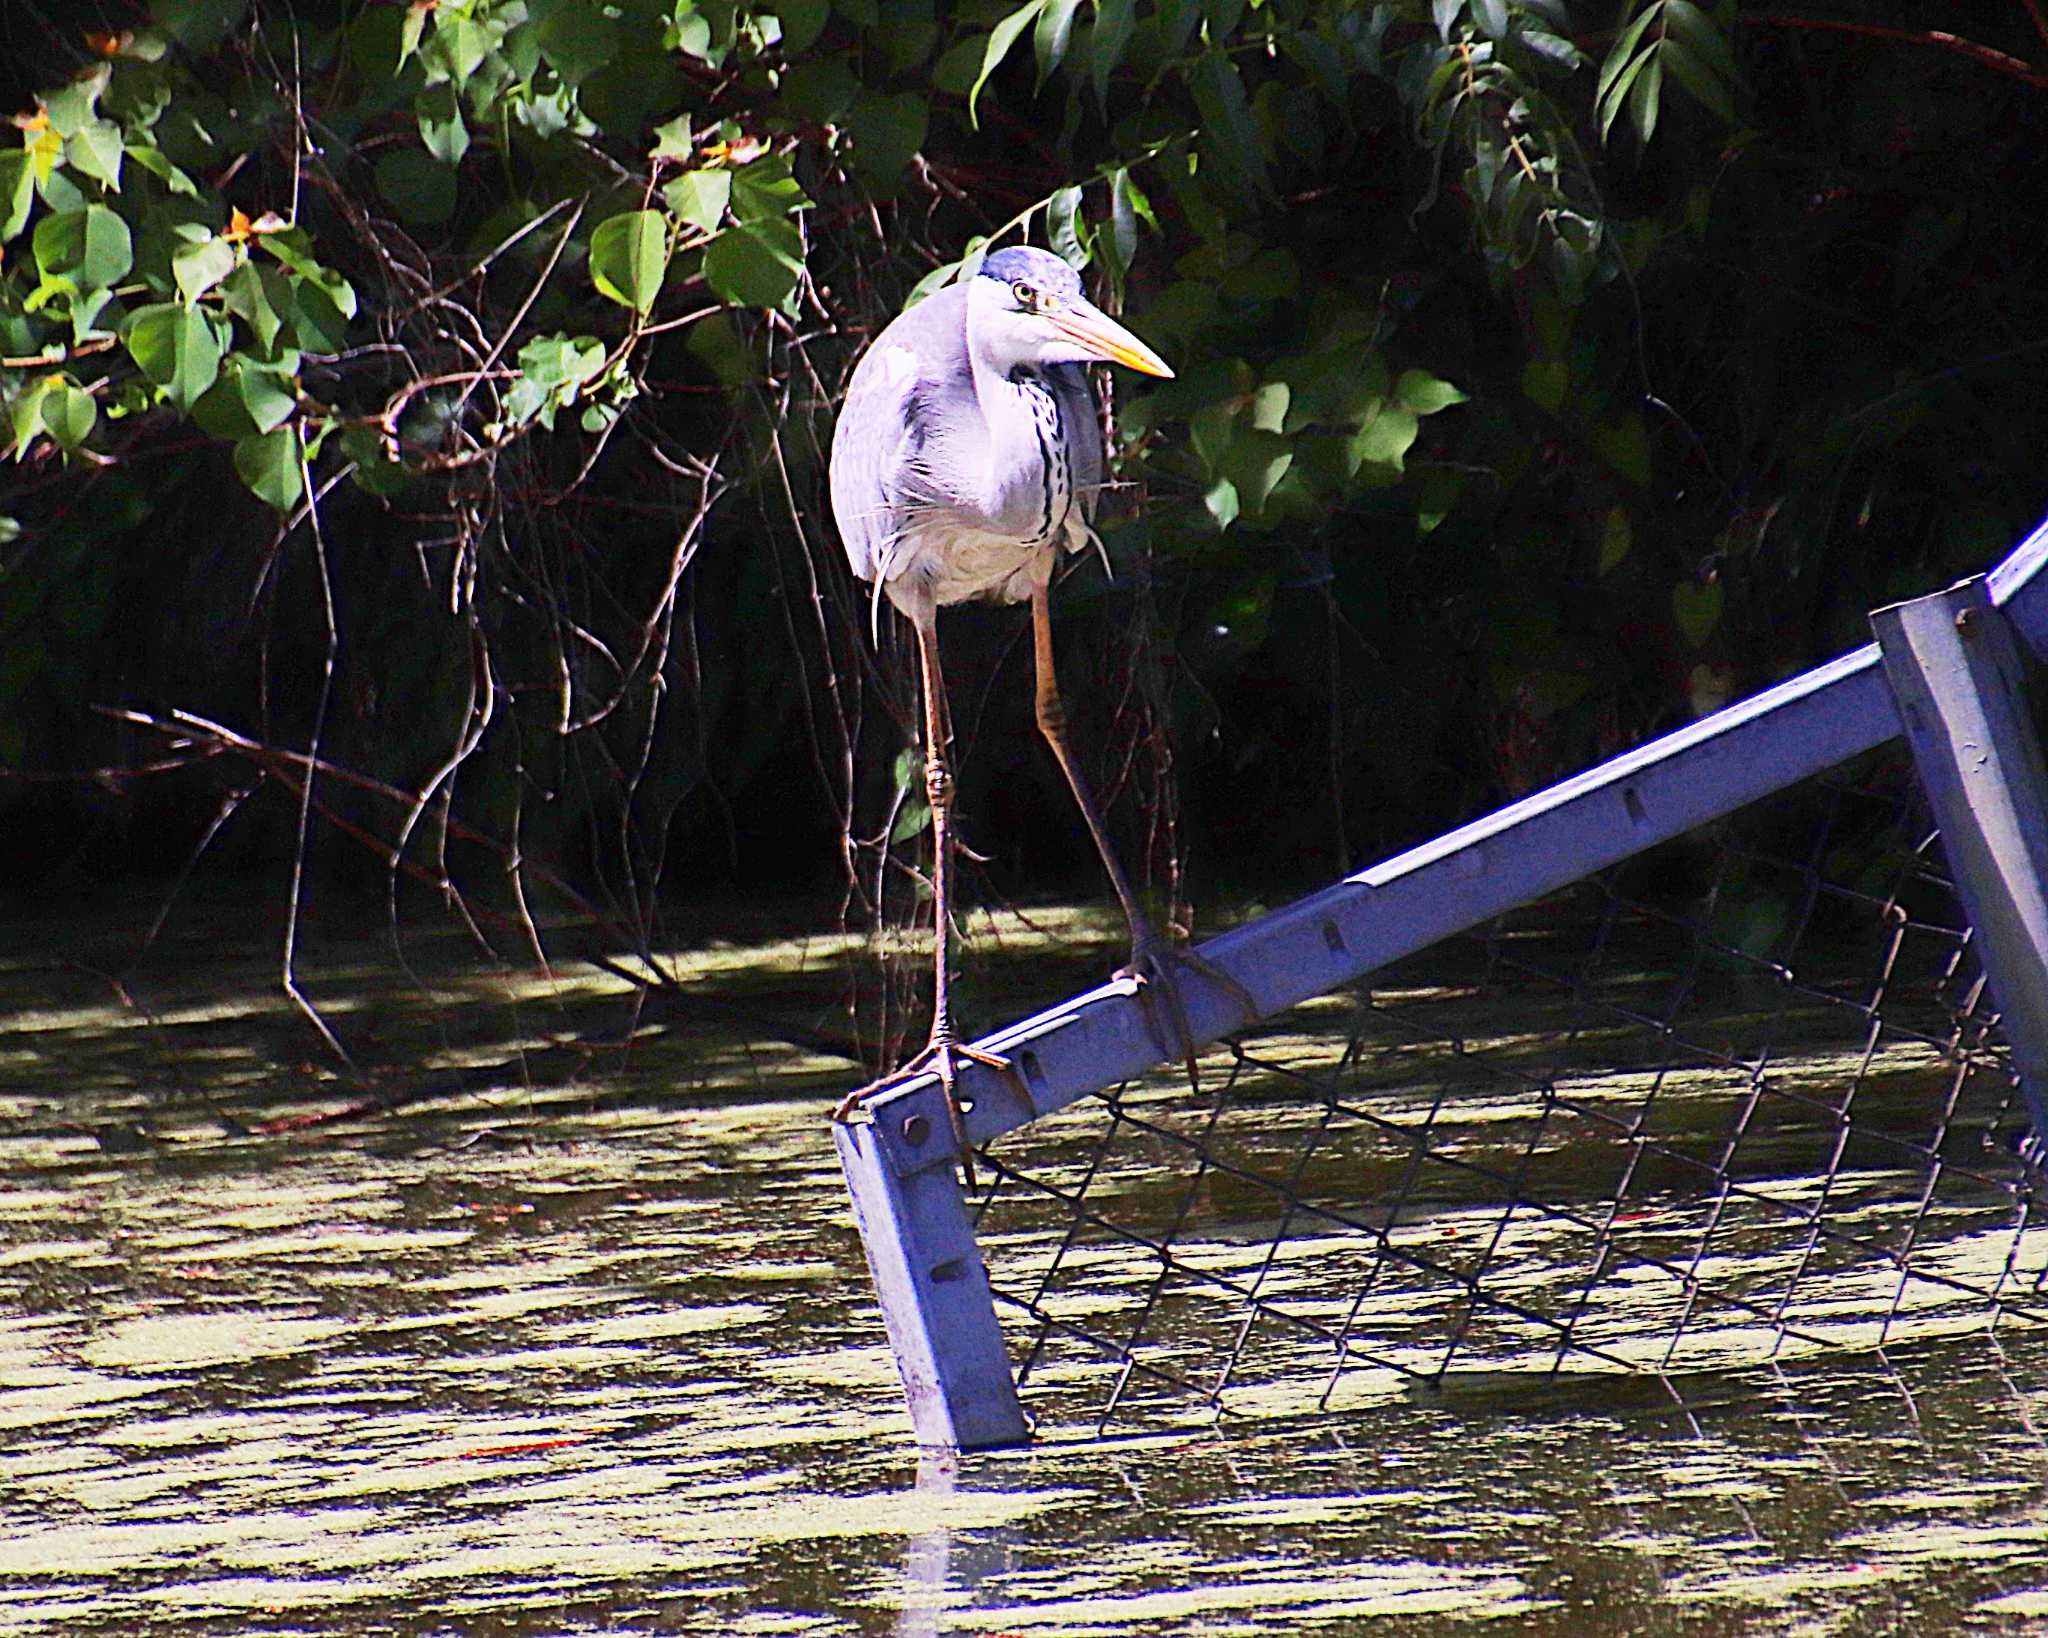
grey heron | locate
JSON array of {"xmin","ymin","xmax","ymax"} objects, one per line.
[{"xmin": 829, "ymin": 246, "xmax": 1242, "ymax": 1172}]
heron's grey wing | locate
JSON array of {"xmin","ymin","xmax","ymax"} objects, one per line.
[
  {"xmin": 1045, "ymin": 362, "xmax": 1105, "ymax": 524},
  {"xmin": 829, "ymin": 340, "xmax": 925, "ymax": 587},
  {"xmin": 829, "ymin": 284, "xmax": 971, "ymax": 587}
]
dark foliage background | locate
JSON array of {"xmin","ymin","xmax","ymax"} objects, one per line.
[{"xmin": 2, "ymin": 0, "xmax": 2046, "ymax": 1052}]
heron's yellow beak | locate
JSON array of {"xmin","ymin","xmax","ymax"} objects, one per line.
[{"xmin": 1050, "ymin": 304, "xmax": 1175, "ymax": 378}]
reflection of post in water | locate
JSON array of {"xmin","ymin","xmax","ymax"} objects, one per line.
[{"xmin": 896, "ymin": 1448, "xmax": 956, "ymax": 1638}]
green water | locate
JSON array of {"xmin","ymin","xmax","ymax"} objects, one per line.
[{"xmin": 5, "ymin": 904, "xmax": 2048, "ymax": 1634}]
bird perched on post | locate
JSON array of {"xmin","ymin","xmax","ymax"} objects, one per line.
[{"xmin": 829, "ymin": 245, "xmax": 1242, "ymax": 1176}]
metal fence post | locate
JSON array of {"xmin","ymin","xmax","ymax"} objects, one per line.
[
  {"xmin": 1873, "ymin": 576, "xmax": 2048, "ymax": 1142},
  {"xmin": 834, "ymin": 1082, "xmax": 1028, "ymax": 1450}
]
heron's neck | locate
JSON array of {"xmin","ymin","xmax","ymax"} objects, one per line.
[{"xmin": 967, "ymin": 344, "xmax": 1054, "ymax": 515}]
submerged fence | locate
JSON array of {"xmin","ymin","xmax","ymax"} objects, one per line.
[{"xmin": 834, "ymin": 521, "xmax": 2048, "ymax": 1449}]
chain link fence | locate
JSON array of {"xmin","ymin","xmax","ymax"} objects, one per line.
[{"xmin": 966, "ymin": 747, "xmax": 2048, "ymax": 1438}]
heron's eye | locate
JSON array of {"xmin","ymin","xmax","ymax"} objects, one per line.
[{"xmin": 1011, "ymin": 280, "xmax": 1039, "ymax": 311}]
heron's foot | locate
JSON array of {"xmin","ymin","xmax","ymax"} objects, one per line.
[
  {"xmin": 1115, "ymin": 940, "xmax": 1261, "ymax": 1096},
  {"xmin": 833, "ymin": 1037, "xmax": 1026, "ymax": 1192}
]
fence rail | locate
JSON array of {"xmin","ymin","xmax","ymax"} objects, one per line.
[{"xmin": 835, "ymin": 518, "xmax": 2048, "ymax": 1449}]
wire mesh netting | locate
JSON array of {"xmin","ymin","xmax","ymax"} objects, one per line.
[{"xmin": 966, "ymin": 746, "xmax": 2048, "ymax": 1439}]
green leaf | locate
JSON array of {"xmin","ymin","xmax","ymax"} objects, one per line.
[
  {"xmin": 729, "ymin": 154, "xmax": 810, "ymax": 222},
  {"xmin": 431, "ymin": 16, "xmax": 490, "ymax": 85},
  {"xmin": 1046, "ymin": 185, "xmax": 1087, "ymax": 268},
  {"xmin": 1223, "ymin": 428, "xmax": 1292, "ymax": 514},
  {"xmin": 1598, "ymin": 507, "xmax": 1632, "ymax": 575},
  {"xmin": 65, "ymin": 120, "xmax": 125, "ymax": 191},
  {"xmin": 39, "ymin": 382, "xmax": 96, "ymax": 449},
  {"xmin": 399, "ymin": 1, "xmax": 429, "ymax": 65},
  {"xmin": 33, "ymin": 205, "xmax": 133, "ymax": 291},
  {"xmin": 845, "ymin": 92, "xmax": 928, "ymax": 188},
  {"xmin": 1034, "ymin": 0, "xmax": 1082, "ymax": 86},
  {"xmin": 124, "ymin": 301, "xmax": 223, "ymax": 407},
  {"xmin": 125, "ymin": 141, "xmax": 198, "ymax": 196},
  {"xmin": 1191, "ymin": 51, "xmax": 1269, "ymax": 195},
  {"xmin": 172, "ymin": 233, "xmax": 236, "ymax": 302},
  {"xmin": 536, "ymin": 7, "xmax": 620, "ymax": 84},
  {"xmin": 782, "ymin": 57, "xmax": 861, "ymax": 121},
  {"xmin": 1349, "ymin": 404, "xmax": 1419, "ymax": 474},
  {"xmin": 589, "ymin": 210, "xmax": 670, "ymax": 315},
  {"xmin": 234, "ymin": 426, "xmax": 304, "ymax": 512},
  {"xmin": 971, "ymin": 0, "xmax": 1045, "ymax": 128},
  {"xmin": 890, "ymin": 798, "xmax": 932, "ymax": 843},
  {"xmin": 1664, "ymin": 0, "xmax": 1739, "ymax": 84},
  {"xmin": 417, "ymin": 83, "xmax": 470, "ymax": 166},
  {"xmin": 8, "ymin": 380, "xmax": 52, "ymax": 460},
  {"xmin": 1592, "ymin": 413, "xmax": 1651, "ymax": 484},
  {"xmin": 221, "ymin": 261, "xmax": 285, "ymax": 353},
  {"xmin": 0, "ymin": 151, "xmax": 33, "ymax": 240},
  {"xmin": 702, "ymin": 216, "xmax": 803, "ymax": 314},
  {"xmin": 1659, "ymin": 37, "xmax": 1736, "ymax": 125},
  {"xmin": 1203, "ymin": 476, "xmax": 1239, "ymax": 530},
  {"xmin": 1597, "ymin": 4, "xmax": 1661, "ymax": 109},
  {"xmin": 1394, "ymin": 370, "xmax": 1468, "ymax": 415},
  {"xmin": 663, "ymin": 170, "xmax": 731, "ymax": 234},
  {"xmin": 1673, "ymin": 577, "xmax": 1723, "ymax": 648},
  {"xmin": 192, "ymin": 358, "xmax": 295, "ymax": 437},
  {"xmin": 778, "ymin": 0, "xmax": 830, "ymax": 53},
  {"xmin": 1628, "ymin": 53, "xmax": 1664, "ymax": 143},
  {"xmin": 1091, "ymin": 0, "xmax": 1135, "ymax": 106},
  {"xmin": 651, "ymin": 113, "xmax": 694, "ymax": 162},
  {"xmin": 233, "ymin": 363, "xmax": 297, "ymax": 433},
  {"xmin": 287, "ymin": 277, "xmax": 351, "ymax": 352}
]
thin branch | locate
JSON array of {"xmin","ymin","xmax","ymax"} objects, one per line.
[{"xmin": 1746, "ymin": 14, "xmax": 2048, "ymax": 90}]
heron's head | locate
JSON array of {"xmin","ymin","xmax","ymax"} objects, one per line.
[{"xmin": 969, "ymin": 247, "xmax": 1174, "ymax": 379}]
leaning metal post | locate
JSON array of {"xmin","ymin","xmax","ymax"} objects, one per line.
[
  {"xmin": 833, "ymin": 1082, "xmax": 1028, "ymax": 1450},
  {"xmin": 1873, "ymin": 577, "xmax": 2048, "ymax": 1144}
]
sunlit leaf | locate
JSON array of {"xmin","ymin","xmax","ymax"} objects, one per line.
[
  {"xmin": 702, "ymin": 216, "xmax": 803, "ymax": 314},
  {"xmin": 970, "ymin": 0, "xmax": 1045, "ymax": 128},
  {"xmin": 65, "ymin": 120, "xmax": 124, "ymax": 190},
  {"xmin": 589, "ymin": 210, "xmax": 670, "ymax": 314},
  {"xmin": 663, "ymin": 170, "xmax": 731, "ymax": 235},
  {"xmin": 1394, "ymin": 370, "xmax": 1468, "ymax": 415},
  {"xmin": 1033, "ymin": 0, "xmax": 1081, "ymax": 87},
  {"xmin": 172, "ymin": 233, "xmax": 236, "ymax": 303},
  {"xmin": 39, "ymin": 382, "xmax": 96, "ymax": 449},
  {"xmin": 124, "ymin": 301, "xmax": 222, "ymax": 407},
  {"xmin": 417, "ymin": 83, "xmax": 470, "ymax": 166},
  {"xmin": 32, "ymin": 204, "xmax": 132, "ymax": 291},
  {"xmin": 651, "ymin": 113, "xmax": 694, "ymax": 162},
  {"xmin": 0, "ymin": 151, "xmax": 33, "ymax": 240}
]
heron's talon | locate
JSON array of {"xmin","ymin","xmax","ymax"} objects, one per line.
[
  {"xmin": 1116, "ymin": 944, "xmax": 1261, "ymax": 1096},
  {"xmin": 832, "ymin": 1037, "xmax": 1024, "ymax": 1192}
]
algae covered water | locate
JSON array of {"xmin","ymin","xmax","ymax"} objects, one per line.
[{"xmin": 5, "ymin": 904, "xmax": 2048, "ymax": 1634}]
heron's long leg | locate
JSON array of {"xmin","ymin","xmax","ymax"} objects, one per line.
[
  {"xmin": 1028, "ymin": 587, "xmax": 1259, "ymax": 1085},
  {"xmin": 1029, "ymin": 585, "xmax": 1158, "ymax": 950},
  {"xmin": 914, "ymin": 613, "xmax": 960, "ymax": 1053}
]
